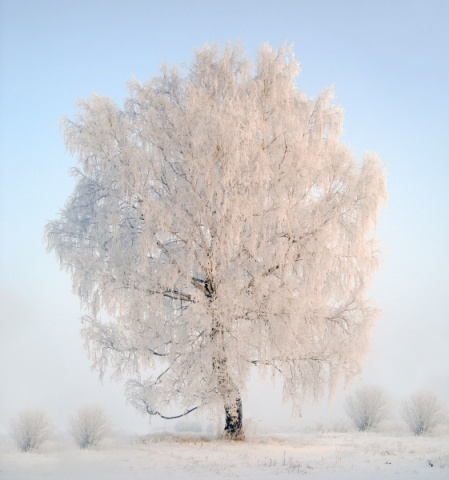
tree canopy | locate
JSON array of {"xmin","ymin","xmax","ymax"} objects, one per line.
[{"xmin": 46, "ymin": 44, "xmax": 387, "ymax": 437}]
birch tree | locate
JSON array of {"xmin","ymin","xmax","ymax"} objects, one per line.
[{"xmin": 46, "ymin": 44, "xmax": 387, "ymax": 437}]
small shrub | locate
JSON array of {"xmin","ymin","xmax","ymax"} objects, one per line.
[
  {"xmin": 9, "ymin": 409, "xmax": 53, "ymax": 452},
  {"xmin": 401, "ymin": 392, "xmax": 446, "ymax": 435},
  {"xmin": 344, "ymin": 385, "xmax": 389, "ymax": 431},
  {"xmin": 68, "ymin": 406, "xmax": 111, "ymax": 448}
]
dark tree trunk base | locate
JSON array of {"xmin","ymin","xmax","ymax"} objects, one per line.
[{"xmin": 224, "ymin": 397, "xmax": 243, "ymax": 439}]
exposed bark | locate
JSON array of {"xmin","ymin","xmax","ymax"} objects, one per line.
[
  {"xmin": 211, "ymin": 315, "xmax": 244, "ymax": 438},
  {"xmin": 224, "ymin": 396, "xmax": 243, "ymax": 438},
  {"xmin": 216, "ymin": 359, "xmax": 243, "ymax": 438}
]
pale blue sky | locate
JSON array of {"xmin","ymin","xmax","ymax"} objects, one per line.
[{"xmin": 1, "ymin": 0, "xmax": 448, "ymax": 433}]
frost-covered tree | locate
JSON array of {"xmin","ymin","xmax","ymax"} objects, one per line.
[
  {"xmin": 344, "ymin": 385, "xmax": 389, "ymax": 431},
  {"xmin": 46, "ymin": 44, "xmax": 387, "ymax": 437},
  {"xmin": 69, "ymin": 406, "xmax": 111, "ymax": 448},
  {"xmin": 402, "ymin": 392, "xmax": 446, "ymax": 435},
  {"xmin": 9, "ymin": 410, "xmax": 53, "ymax": 452}
]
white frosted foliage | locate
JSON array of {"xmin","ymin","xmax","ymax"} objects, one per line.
[
  {"xmin": 9, "ymin": 410, "xmax": 53, "ymax": 452},
  {"xmin": 46, "ymin": 44, "xmax": 387, "ymax": 430},
  {"xmin": 344, "ymin": 385, "xmax": 390, "ymax": 431},
  {"xmin": 69, "ymin": 406, "xmax": 111, "ymax": 449}
]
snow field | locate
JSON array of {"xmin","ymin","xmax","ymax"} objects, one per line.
[{"xmin": 1, "ymin": 431, "xmax": 448, "ymax": 479}]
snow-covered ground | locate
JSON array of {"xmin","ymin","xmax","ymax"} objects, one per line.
[{"xmin": 1, "ymin": 430, "xmax": 448, "ymax": 479}]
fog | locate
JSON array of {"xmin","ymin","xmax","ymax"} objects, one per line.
[{"xmin": 1, "ymin": 0, "xmax": 448, "ymax": 436}]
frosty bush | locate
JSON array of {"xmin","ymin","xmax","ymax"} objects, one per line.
[
  {"xmin": 9, "ymin": 409, "xmax": 53, "ymax": 452},
  {"xmin": 401, "ymin": 392, "xmax": 446, "ymax": 436},
  {"xmin": 68, "ymin": 406, "xmax": 111, "ymax": 448},
  {"xmin": 344, "ymin": 385, "xmax": 389, "ymax": 431}
]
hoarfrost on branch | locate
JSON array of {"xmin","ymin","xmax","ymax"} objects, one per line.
[{"xmin": 46, "ymin": 43, "xmax": 387, "ymax": 436}]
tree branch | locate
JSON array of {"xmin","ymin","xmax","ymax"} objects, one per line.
[
  {"xmin": 191, "ymin": 277, "xmax": 214, "ymax": 298},
  {"xmin": 250, "ymin": 359, "xmax": 283, "ymax": 375},
  {"xmin": 145, "ymin": 405, "xmax": 199, "ymax": 420}
]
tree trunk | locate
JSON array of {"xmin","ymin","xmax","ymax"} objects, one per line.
[
  {"xmin": 224, "ymin": 396, "xmax": 243, "ymax": 438},
  {"xmin": 211, "ymin": 316, "xmax": 244, "ymax": 438}
]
